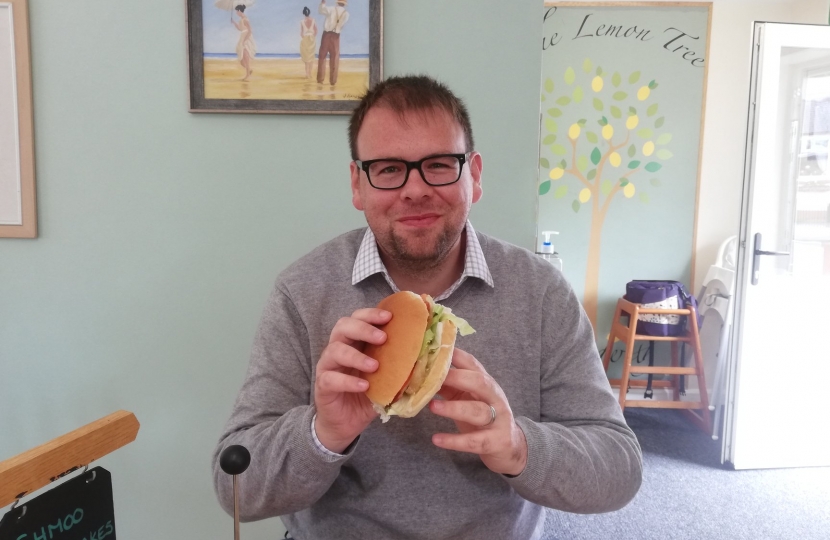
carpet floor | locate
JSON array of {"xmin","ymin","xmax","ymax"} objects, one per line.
[{"xmin": 543, "ymin": 408, "xmax": 830, "ymax": 540}]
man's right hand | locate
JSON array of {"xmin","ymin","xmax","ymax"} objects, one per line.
[{"xmin": 313, "ymin": 308, "xmax": 391, "ymax": 453}]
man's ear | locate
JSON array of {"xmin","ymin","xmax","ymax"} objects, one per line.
[
  {"xmin": 470, "ymin": 152, "xmax": 483, "ymax": 204},
  {"xmin": 350, "ymin": 161, "xmax": 364, "ymax": 211}
]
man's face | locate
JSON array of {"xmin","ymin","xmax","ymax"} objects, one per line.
[{"xmin": 350, "ymin": 106, "xmax": 483, "ymax": 270}]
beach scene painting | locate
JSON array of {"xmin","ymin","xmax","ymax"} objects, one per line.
[{"xmin": 187, "ymin": 0, "xmax": 382, "ymax": 113}]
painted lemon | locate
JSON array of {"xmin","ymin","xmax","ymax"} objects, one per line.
[
  {"xmin": 568, "ymin": 123, "xmax": 581, "ymax": 140},
  {"xmin": 626, "ymin": 115, "xmax": 639, "ymax": 130},
  {"xmin": 637, "ymin": 86, "xmax": 651, "ymax": 101},
  {"xmin": 623, "ymin": 183, "xmax": 636, "ymax": 198},
  {"xmin": 609, "ymin": 152, "xmax": 621, "ymax": 167},
  {"xmin": 579, "ymin": 188, "xmax": 592, "ymax": 203},
  {"xmin": 592, "ymin": 76, "xmax": 604, "ymax": 92},
  {"xmin": 643, "ymin": 141, "xmax": 655, "ymax": 156},
  {"xmin": 549, "ymin": 167, "xmax": 565, "ymax": 180},
  {"xmin": 602, "ymin": 124, "xmax": 614, "ymax": 140}
]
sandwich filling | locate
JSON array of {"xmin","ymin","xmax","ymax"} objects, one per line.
[{"xmin": 374, "ymin": 296, "xmax": 475, "ymax": 421}]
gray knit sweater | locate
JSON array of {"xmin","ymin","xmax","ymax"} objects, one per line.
[{"xmin": 213, "ymin": 228, "xmax": 642, "ymax": 540}]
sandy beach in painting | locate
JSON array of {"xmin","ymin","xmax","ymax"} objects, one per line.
[{"xmin": 204, "ymin": 57, "xmax": 369, "ymax": 101}]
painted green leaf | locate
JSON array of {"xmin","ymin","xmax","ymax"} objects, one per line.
[
  {"xmin": 596, "ymin": 66, "xmax": 603, "ymax": 76},
  {"xmin": 573, "ymin": 86, "xmax": 584, "ymax": 103},
  {"xmin": 577, "ymin": 155, "xmax": 589, "ymax": 173},
  {"xmin": 540, "ymin": 158, "xmax": 550, "ymax": 169},
  {"xmin": 637, "ymin": 128, "xmax": 654, "ymax": 139},
  {"xmin": 628, "ymin": 160, "xmax": 641, "ymax": 169},
  {"xmin": 612, "ymin": 72, "xmax": 621, "ymax": 87},
  {"xmin": 613, "ymin": 91, "xmax": 628, "ymax": 101},
  {"xmin": 628, "ymin": 144, "xmax": 637, "ymax": 158},
  {"xmin": 610, "ymin": 106, "xmax": 622, "ymax": 119},
  {"xmin": 572, "ymin": 200, "xmax": 581, "ymax": 213},
  {"xmin": 545, "ymin": 118, "xmax": 558, "ymax": 134},
  {"xmin": 565, "ymin": 67, "xmax": 576, "ymax": 85},
  {"xmin": 542, "ymin": 135, "xmax": 556, "ymax": 145},
  {"xmin": 647, "ymin": 103, "xmax": 659, "ymax": 117},
  {"xmin": 544, "ymin": 78, "xmax": 554, "ymax": 93},
  {"xmin": 657, "ymin": 149, "xmax": 674, "ymax": 160},
  {"xmin": 539, "ymin": 180, "xmax": 551, "ymax": 195},
  {"xmin": 593, "ymin": 98, "xmax": 604, "ymax": 111},
  {"xmin": 657, "ymin": 133, "xmax": 672, "ymax": 145},
  {"xmin": 645, "ymin": 162, "xmax": 662, "ymax": 172},
  {"xmin": 556, "ymin": 96, "xmax": 571, "ymax": 106},
  {"xmin": 577, "ymin": 118, "xmax": 587, "ymax": 126},
  {"xmin": 601, "ymin": 116, "xmax": 609, "ymax": 125},
  {"xmin": 601, "ymin": 179, "xmax": 613, "ymax": 196},
  {"xmin": 629, "ymin": 71, "xmax": 641, "ymax": 84},
  {"xmin": 650, "ymin": 178, "xmax": 662, "ymax": 187},
  {"xmin": 554, "ymin": 184, "xmax": 569, "ymax": 199},
  {"xmin": 548, "ymin": 108, "xmax": 562, "ymax": 118},
  {"xmin": 560, "ymin": 159, "xmax": 567, "ymax": 169},
  {"xmin": 655, "ymin": 117, "xmax": 665, "ymax": 129},
  {"xmin": 648, "ymin": 80, "xmax": 658, "ymax": 89},
  {"xmin": 587, "ymin": 168, "xmax": 597, "ymax": 181},
  {"xmin": 640, "ymin": 192, "xmax": 650, "ymax": 204},
  {"xmin": 591, "ymin": 147, "xmax": 602, "ymax": 165},
  {"xmin": 551, "ymin": 144, "xmax": 567, "ymax": 156},
  {"xmin": 583, "ymin": 58, "xmax": 592, "ymax": 73},
  {"xmin": 629, "ymin": 106, "xmax": 637, "ymax": 115},
  {"xmin": 620, "ymin": 178, "xmax": 630, "ymax": 187},
  {"xmin": 586, "ymin": 131, "xmax": 598, "ymax": 144}
]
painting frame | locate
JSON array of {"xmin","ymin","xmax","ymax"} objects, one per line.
[
  {"xmin": 186, "ymin": 0, "xmax": 383, "ymax": 114},
  {"xmin": 0, "ymin": 0, "xmax": 36, "ymax": 239}
]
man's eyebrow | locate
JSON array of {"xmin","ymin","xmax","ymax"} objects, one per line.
[{"xmin": 363, "ymin": 152, "xmax": 461, "ymax": 162}]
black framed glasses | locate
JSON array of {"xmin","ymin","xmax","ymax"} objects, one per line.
[{"xmin": 354, "ymin": 153, "xmax": 470, "ymax": 190}]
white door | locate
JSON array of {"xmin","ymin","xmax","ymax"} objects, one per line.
[{"xmin": 726, "ymin": 23, "xmax": 830, "ymax": 470}]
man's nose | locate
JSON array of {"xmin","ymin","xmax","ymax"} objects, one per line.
[{"xmin": 400, "ymin": 165, "xmax": 431, "ymax": 197}]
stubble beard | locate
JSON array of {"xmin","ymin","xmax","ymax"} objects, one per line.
[{"xmin": 382, "ymin": 221, "xmax": 464, "ymax": 278}]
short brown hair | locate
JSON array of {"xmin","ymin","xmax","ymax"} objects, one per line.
[{"xmin": 348, "ymin": 75, "xmax": 475, "ymax": 160}]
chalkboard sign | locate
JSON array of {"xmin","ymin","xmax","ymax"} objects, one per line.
[{"xmin": 0, "ymin": 467, "xmax": 116, "ymax": 540}]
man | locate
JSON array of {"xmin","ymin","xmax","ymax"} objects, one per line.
[
  {"xmin": 213, "ymin": 75, "xmax": 642, "ymax": 540},
  {"xmin": 316, "ymin": 0, "xmax": 349, "ymax": 86}
]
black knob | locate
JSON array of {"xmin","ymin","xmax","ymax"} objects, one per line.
[{"xmin": 219, "ymin": 445, "xmax": 251, "ymax": 476}]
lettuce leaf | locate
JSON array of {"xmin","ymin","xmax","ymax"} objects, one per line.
[{"xmin": 418, "ymin": 297, "xmax": 476, "ymax": 359}]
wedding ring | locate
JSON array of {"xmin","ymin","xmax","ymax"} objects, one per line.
[{"xmin": 484, "ymin": 404, "xmax": 496, "ymax": 427}]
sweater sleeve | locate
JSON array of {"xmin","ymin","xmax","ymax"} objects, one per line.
[
  {"xmin": 504, "ymin": 274, "xmax": 643, "ymax": 513},
  {"xmin": 212, "ymin": 284, "xmax": 355, "ymax": 520}
]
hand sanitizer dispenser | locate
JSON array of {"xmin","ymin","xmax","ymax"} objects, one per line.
[{"xmin": 536, "ymin": 231, "xmax": 563, "ymax": 271}]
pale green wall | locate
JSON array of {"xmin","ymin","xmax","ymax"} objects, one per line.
[{"xmin": 0, "ymin": 1, "xmax": 542, "ymax": 537}]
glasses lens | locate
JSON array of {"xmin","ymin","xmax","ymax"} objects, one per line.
[
  {"xmin": 367, "ymin": 160, "xmax": 407, "ymax": 189},
  {"xmin": 422, "ymin": 156, "xmax": 462, "ymax": 185}
]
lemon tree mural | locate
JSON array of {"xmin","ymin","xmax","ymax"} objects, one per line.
[{"xmin": 539, "ymin": 58, "xmax": 673, "ymax": 329}]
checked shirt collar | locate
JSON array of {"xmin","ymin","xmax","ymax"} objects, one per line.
[{"xmin": 351, "ymin": 221, "xmax": 494, "ymax": 301}]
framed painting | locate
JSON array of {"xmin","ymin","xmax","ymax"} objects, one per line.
[
  {"xmin": 0, "ymin": 0, "xmax": 36, "ymax": 239},
  {"xmin": 536, "ymin": 2, "xmax": 712, "ymax": 361},
  {"xmin": 186, "ymin": 0, "xmax": 383, "ymax": 114}
]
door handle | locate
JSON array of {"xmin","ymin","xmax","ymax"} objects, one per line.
[{"xmin": 751, "ymin": 232, "xmax": 790, "ymax": 285}]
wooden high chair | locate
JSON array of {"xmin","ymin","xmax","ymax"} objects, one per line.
[{"xmin": 602, "ymin": 297, "xmax": 711, "ymax": 434}]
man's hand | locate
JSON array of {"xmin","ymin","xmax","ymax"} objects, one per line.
[
  {"xmin": 429, "ymin": 349, "xmax": 528, "ymax": 476},
  {"xmin": 313, "ymin": 308, "xmax": 391, "ymax": 454}
]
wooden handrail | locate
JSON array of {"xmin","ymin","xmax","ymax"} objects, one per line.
[{"xmin": 0, "ymin": 410, "xmax": 140, "ymax": 508}]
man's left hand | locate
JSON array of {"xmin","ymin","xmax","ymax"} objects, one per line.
[{"xmin": 429, "ymin": 348, "xmax": 528, "ymax": 477}]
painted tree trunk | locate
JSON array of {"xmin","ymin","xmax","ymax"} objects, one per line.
[{"xmin": 583, "ymin": 200, "xmax": 605, "ymax": 332}]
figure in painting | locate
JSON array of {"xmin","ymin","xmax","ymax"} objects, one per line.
[
  {"xmin": 317, "ymin": 0, "xmax": 349, "ymax": 86},
  {"xmin": 300, "ymin": 7, "xmax": 318, "ymax": 79},
  {"xmin": 232, "ymin": 5, "xmax": 256, "ymax": 81}
]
